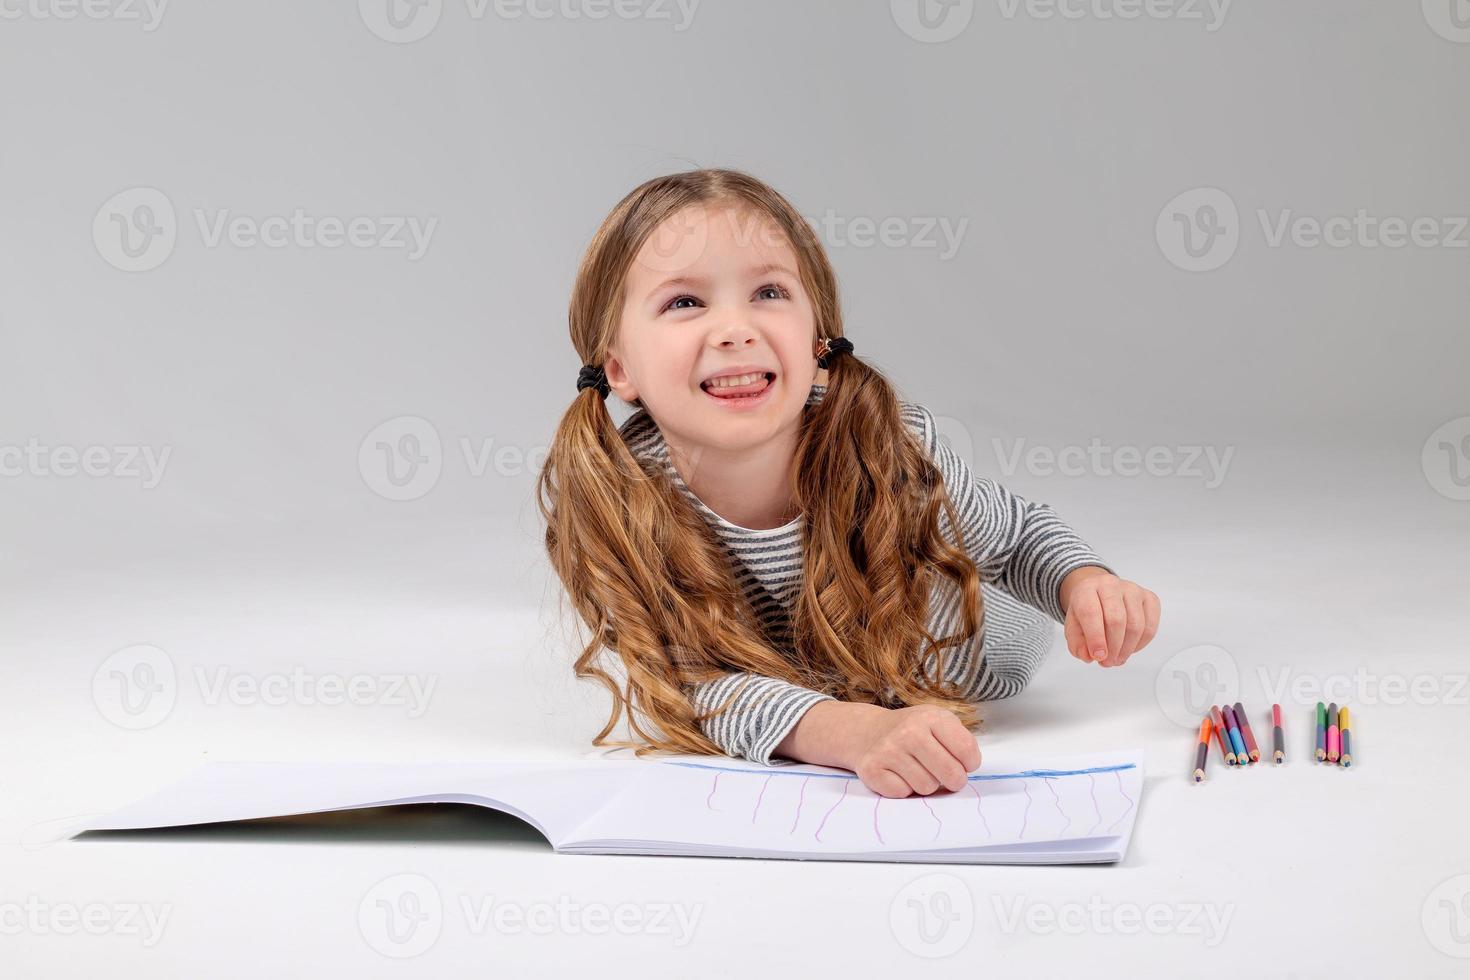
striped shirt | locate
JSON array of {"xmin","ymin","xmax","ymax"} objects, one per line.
[{"xmin": 617, "ymin": 383, "xmax": 1113, "ymax": 766}]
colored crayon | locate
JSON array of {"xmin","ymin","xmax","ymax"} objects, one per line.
[
  {"xmin": 1326, "ymin": 702, "xmax": 1340, "ymax": 762},
  {"xmin": 1315, "ymin": 702, "xmax": 1327, "ymax": 761},
  {"xmin": 1338, "ymin": 706, "xmax": 1352, "ymax": 768},
  {"xmin": 1222, "ymin": 705, "xmax": 1248, "ymax": 763},
  {"xmin": 1233, "ymin": 701, "xmax": 1261, "ymax": 763},
  {"xmin": 1210, "ymin": 705, "xmax": 1235, "ymax": 765},
  {"xmin": 1271, "ymin": 703, "xmax": 1284, "ymax": 764},
  {"xmin": 1193, "ymin": 717, "xmax": 1211, "ymax": 783}
]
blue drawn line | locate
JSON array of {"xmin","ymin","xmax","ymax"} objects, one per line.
[{"xmin": 665, "ymin": 761, "xmax": 1136, "ymax": 783}]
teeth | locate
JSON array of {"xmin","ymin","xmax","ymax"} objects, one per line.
[{"xmin": 705, "ymin": 372, "xmax": 766, "ymax": 389}]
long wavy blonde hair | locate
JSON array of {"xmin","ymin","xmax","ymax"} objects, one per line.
[{"xmin": 536, "ymin": 168, "xmax": 986, "ymax": 759}]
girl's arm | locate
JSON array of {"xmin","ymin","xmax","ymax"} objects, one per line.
[
  {"xmin": 911, "ymin": 402, "xmax": 1113, "ymax": 622},
  {"xmin": 684, "ymin": 671, "xmax": 837, "ymax": 766},
  {"xmin": 912, "ymin": 402, "xmax": 1159, "ymax": 668}
]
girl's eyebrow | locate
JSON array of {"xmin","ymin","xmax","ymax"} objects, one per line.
[{"xmin": 643, "ymin": 262, "xmax": 797, "ymax": 301}]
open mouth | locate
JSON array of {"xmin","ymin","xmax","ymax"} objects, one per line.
[{"xmin": 700, "ymin": 371, "xmax": 776, "ymax": 400}]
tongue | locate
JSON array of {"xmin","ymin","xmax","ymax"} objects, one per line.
[{"xmin": 705, "ymin": 376, "xmax": 771, "ymax": 398}]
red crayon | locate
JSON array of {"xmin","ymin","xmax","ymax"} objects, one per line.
[{"xmin": 1210, "ymin": 705, "xmax": 1236, "ymax": 765}]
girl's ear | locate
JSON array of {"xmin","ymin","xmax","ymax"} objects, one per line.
[{"xmin": 602, "ymin": 350, "xmax": 638, "ymax": 403}]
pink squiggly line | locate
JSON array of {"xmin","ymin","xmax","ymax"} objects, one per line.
[
  {"xmin": 814, "ymin": 779, "xmax": 850, "ymax": 842},
  {"xmin": 873, "ymin": 797, "xmax": 883, "ymax": 844},
  {"xmin": 1107, "ymin": 769, "xmax": 1136, "ymax": 833},
  {"xmin": 706, "ymin": 772, "xmax": 721, "ymax": 811},
  {"xmin": 968, "ymin": 783, "xmax": 991, "ymax": 839},
  {"xmin": 1020, "ymin": 780, "xmax": 1033, "ymax": 839},
  {"xmin": 1087, "ymin": 773, "xmax": 1102, "ymax": 835},
  {"xmin": 919, "ymin": 797, "xmax": 942, "ymax": 841},
  {"xmin": 789, "ymin": 776, "xmax": 809, "ymax": 835},
  {"xmin": 752, "ymin": 773, "xmax": 773, "ymax": 824},
  {"xmin": 1044, "ymin": 777, "xmax": 1069, "ymax": 835}
]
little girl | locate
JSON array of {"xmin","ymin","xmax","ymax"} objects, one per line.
[{"xmin": 537, "ymin": 168, "xmax": 1161, "ymax": 799}]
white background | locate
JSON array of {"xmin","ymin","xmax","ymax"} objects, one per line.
[{"xmin": 3, "ymin": 1, "xmax": 1468, "ymax": 976}]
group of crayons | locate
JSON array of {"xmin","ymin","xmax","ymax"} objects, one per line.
[{"xmin": 1191, "ymin": 702, "xmax": 1354, "ymax": 782}]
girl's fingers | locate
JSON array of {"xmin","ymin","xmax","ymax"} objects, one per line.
[
  {"xmin": 912, "ymin": 735, "xmax": 970, "ymax": 793},
  {"xmin": 929, "ymin": 718, "xmax": 982, "ymax": 773},
  {"xmin": 867, "ymin": 767, "xmax": 912, "ymax": 799},
  {"xmin": 1140, "ymin": 590, "xmax": 1161, "ymax": 649},
  {"xmin": 1073, "ymin": 591, "xmax": 1108, "ymax": 662},
  {"xmin": 1109, "ymin": 589, "xmax": 1146, "ymax": 666},
  {"xmin": 1099, "ymin": 588, "xmax": 1128, "ymax": 662},
  {"xmin": 1064, "ymin": 609, "xmax": 1088, "ymax": 662},
  {"xmin": 889, "ymin": 751, "xmax": 941, "ymax": 797}
]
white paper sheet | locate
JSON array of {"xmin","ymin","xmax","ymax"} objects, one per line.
[
  {"xmin": 73, "ymin": 751, "xmax": 1144, "ymax": 864},
  {"xmin": 561, "ymin": 751, "xmax": 1142, "ymax": 862}
]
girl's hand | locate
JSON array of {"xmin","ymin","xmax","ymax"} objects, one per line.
[
  {"xmin": 847, "ymin": 705, "xmax": 981, "ymax": 799},
  {"xmin": 1060, "ymin": 567, "xmax": 1161, "ymax": 668}
]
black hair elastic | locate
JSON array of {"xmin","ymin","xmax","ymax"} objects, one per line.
[
  {"xmin": 576, "ymin": 363, "xmax": 610, "ymax": 399},
  {"xmin": 815, "ymin": 336, "xmax": 854, "ymax": 369}
]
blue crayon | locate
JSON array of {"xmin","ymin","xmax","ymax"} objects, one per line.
[{"xmin": 1222, "ymin": 705, "xmax": 1249, "ymax": 764}]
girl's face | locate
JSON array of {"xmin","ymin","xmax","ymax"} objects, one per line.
[{"xmin": 605, "ymin": 204, "xmax": 820, "ymax": 454}]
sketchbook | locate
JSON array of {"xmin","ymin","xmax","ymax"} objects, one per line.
[{"xmin": 69, "ymin": 750, "xmax": 1144, "ymax": 865}]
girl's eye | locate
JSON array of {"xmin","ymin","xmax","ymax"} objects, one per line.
[{"xmin": 661, "ymin": 282, "xmax": 791, "ymax": 313}]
